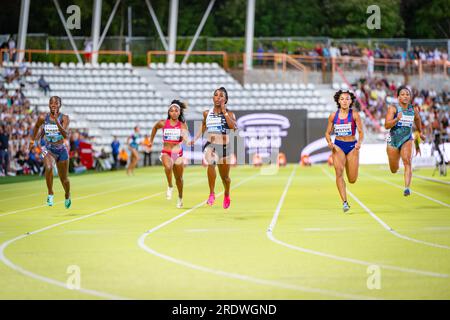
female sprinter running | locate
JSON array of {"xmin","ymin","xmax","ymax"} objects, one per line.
[
  {"xmin": 126, "ymin": 125, "xmax": 142, "ymax": 175},
  {"xmin": 149, "ymin": 100, "xmax": 190, "ymax": 208},
  {"xmin": 29, "ymin": 96, "xmax": 71, "ymax": 208},
  {"xmin": 325, "ymin": 90, "xmax": 364, "ymax": 213},
  {"xmin": 191, "ymin": 87, "xmax": 237, "ymax": 209},
  {"xmin": 385, "ymin": 86, "xmax": 425, "ymax": 196}
]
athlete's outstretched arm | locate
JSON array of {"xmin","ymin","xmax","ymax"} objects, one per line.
[
  {"xmin": 353, "ymin": 110, "xmax": 364, "ymax": 149},
  {"xmin": 29, "ymin": 115, "xmax": 45, "ymax": 151},
  {"xmin": 190, "ymin": 110, "xmax": 208, "ymax": 145},
  {"xmin": 385, "ymin": 105, "xmax": 400, "ymax": 129},
  {"xmin": 149, "ymin": 120, "xmax": 165, "ymax": 149},
  {"xmin": 325, "ymin": 112, "xmax": 335, "ymax": 150},
  {"xmin": 414, "ymin": 106, "xmax": 426, "ymax": 141},
  {"xmin": 180, "ymin": 122, "xmax": 191, "ymax": 144}
]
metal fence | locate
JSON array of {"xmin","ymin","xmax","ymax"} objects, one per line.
[{"xmin": 2, "ymin": 34, "xmax": 448, "ymax": 56}]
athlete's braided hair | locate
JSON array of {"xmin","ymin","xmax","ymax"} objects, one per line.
[
  {"xmin": 49, "ymin": 96, "xmax": 62, "ymax": 107},
  {"xmin": 167, "ymin": 99, "xmax": 187, "ymax": 123},
  {"xmin": 333, "ymin": 90, "xmax": 356, "ymax": 109}
]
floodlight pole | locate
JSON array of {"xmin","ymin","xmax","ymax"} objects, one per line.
[
  {"xmin": 91, "ymin": 0, "xmax": 102, "ymax": 64},
  {"xmin": 145, "ymin": 0, "xmax": 169, "ymax": 51},
  {"xmin": 167, "ymin": 0, "xmax": 179, "ymax": 64},
  {"xmin": 98, "ymin": 0, "xmax": 122, "ymax": 51},
  {"xmin": 17, "ymin": 0, "xmax": 30, "ymax": 62},
  {"xmin": 245, "ymin": 0, "xmax": 256, "ymax": 71},
  {"xmin": 53, "ymin": 0, "xmax": 83, "ymax": 63},
  {"xmin": 182, "ymin": 0, "xmax": 215, "ymax": 64}
]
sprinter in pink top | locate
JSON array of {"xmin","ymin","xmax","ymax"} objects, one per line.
[{"xmin": 149, "ymin": 100, "xmax": 191, "ymax": 208}]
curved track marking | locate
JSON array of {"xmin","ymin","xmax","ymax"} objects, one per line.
[
  {"xmin": 267, "ymin": 166, "xmax": 448, "ymax": 279},
  {"xmin": 322, "ymin": 167, "xmax": 450, "ymax": 250},
  {"xmin": 138, "ymin": 173, "xmax": 380, "ymax": 300},
  {"xmin": 0, "ymin": 178, "xmax": 204, "ymax": 299}
]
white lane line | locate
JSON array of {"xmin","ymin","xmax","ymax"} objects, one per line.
[
  {"xmin": 413, "ymin": 175, "xmax": 450, "ymax": 186},
  {"xmin": 364, "ymin": 171, "xmax": 450, "ymax": 208},
  {"xmin": 0, "ymin": 178, "xmax": 204, "ymax": 300},
  {"xmin": 322, "ymin": 167, "xmax": 450, "ymax": 251},
  {"xmin": 266, "ymin": 166, "xmax": 448, "ymax": 279},
  {"xmin": 0, "ymin": 192, "xmax": 41, "ymax": 202},
  {"xmin": 0, "ymin": 176, "xmax": 170, "ymax": 218},
  {"xmin": 138, "ymin": 172, "xmax": 379, "ymax": 300}
]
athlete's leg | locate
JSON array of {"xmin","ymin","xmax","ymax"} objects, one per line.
[
  {"xmin": 56, "ymin": 159, "xmax": 70, "ymax": 199},
  {"xmin": 345, "ymin": 147, "xmax": 360, "ymax": 184},
  {"xmin": 386, "ymin": 145, "xmax": 401, "ymax": 173},
  {"xmin": 400, "ymin": 140, "xmax": 413, "ymax": 189},
  {"xmin": 332, "ymin": 146, "xmax": 347, "ymax": 202},
  {"xmin": 172, "ymin": 159, "xmax": 184, "ymax": 199},
  {"xmin": 160, "ymin": 154, "xmax": 174, "ymax": 188},
  {"xmin": 207, "ymin": 165, "xmax": 216, "ymax": 194},
  {"xmin": 204, "ymin": 147, "xmax": 217, "ymax": 194},
  {"xmin": 127, "ymin": 149, "xmax": 139, "ymax": 175},
  {"xmin": 217, "ymin": 162, "xmax": 231, "ymax": 197},
  {"xmin": 43, "ymin": 154, "xmax": 54, "ymax": 195}
]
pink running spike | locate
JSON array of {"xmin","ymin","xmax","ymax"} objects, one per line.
[
  {"xmin": 207, "ymin": 193, "xmax": 215, "ymax": 206},
  {"xmin": 223, "ymin": 196, "xmax": 231, "ymax": 209}
]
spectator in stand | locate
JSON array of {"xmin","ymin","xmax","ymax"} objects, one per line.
[
  {"xmin": 38, "ymin": 75, "xmax": 51, "ymax": 95},
  {"xmin": 0, "ymin": 125, "xmax": 10, "ymax": 176},
  {"xmin": 0, "ymin": 39, "xmax": 9, "ymax": 62},
  {"xmin": 142, "ymin": 134, "xmax": 152, "ymax": 166},
  {"xmin": 329, "ymin": 43, "xmax": 341, "ymax": 59},
  {"xmin": 8, "ymin": 35, "xmax": 16, "ymax": 62},
  {"xmin": 69, "ymin": 150, "xmax": 87, "ymax": 174},
  {"xmin": 118, "ymin": 148, "xmax": 128, "ymax": 168},
  {"xmin": 83, "ymin": 38, "xmax": 93, "ymax": 63},
  {"xmin": 111, "ymin": 136, "xmax": 120, "ymax": 170}
]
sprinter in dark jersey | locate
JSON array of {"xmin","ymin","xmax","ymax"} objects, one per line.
[
  {"xmin": 191, "ymin": 87, "xmax": 237, "ymax": 209},
  {"xmin": 29, "ymin": 96, "xmax": 71, "ymax": 208},
  {"xmin": 325, "ymin": 90, "xmax": 364, "ymax": 213}
]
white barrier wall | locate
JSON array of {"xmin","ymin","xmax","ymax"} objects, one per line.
[{"xmin": 359, "ymin": 143, "xmax": 449, "ymax": 166}]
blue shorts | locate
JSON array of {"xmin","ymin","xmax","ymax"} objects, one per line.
[
  {"xmin": 334, "ymin": 139, "xmax": 357, "ymax": 155},
  {"xmin": 41, "ymin": 144, "xmax": 69, "ymax": 162}
]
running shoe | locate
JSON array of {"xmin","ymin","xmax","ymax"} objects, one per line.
[
  {"xmin": 207, "ymin": 193, "xmax": 215, "ymax": 206},
  {"xmin": 47, "ymin": 194, "xmax": 54, "ymax": 206},
  {"xmin": 343, "ymin": 201, "xmax": 350, "ymax": 213},
  {"xmin": 166, "ymin": 187, "xmax": 173, "ymax": 200},
  {"xmin": 223, "ymin": 195, "xmax": 231, "ymax": 209},
  {"xmin": 177, "ymin": 198, "xmax": 183, "ymax": 209},
  {"xmin": 65, "ymin": 198, "xmax": 71, "ymax": 209},
  {"xmin": 403, "ymin": 188, "xmax": 411, "ymax": 197}
]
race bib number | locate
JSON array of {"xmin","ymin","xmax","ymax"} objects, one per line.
[
  {"xmin": 334, "ymin": 123, "xmax": 352, "ymax": 136},
  {"xmin": 206, "ymin": 117, "xmax": 223, "ymax": 133},
  {"xmin": 44, "ymin": 124, "xmax": 61, "ymax": 142},
  {"xmin": 163, "ymin": 128, "xmax": 181, "ymax": 141},
  {"xmin": 398, "ymin": 115, "xmax": 414, "ymax": 127}
]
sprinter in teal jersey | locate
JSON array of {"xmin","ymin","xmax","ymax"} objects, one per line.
[{"xmin": 385, "ymin": 86, "xmax": 425, "ymax": 196}]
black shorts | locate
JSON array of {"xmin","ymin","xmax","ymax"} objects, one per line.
[{"xmin": 203, "ymin": 142, "xmax": 229, "ymax": 163}]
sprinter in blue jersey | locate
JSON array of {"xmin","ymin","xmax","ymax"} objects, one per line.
[
  {"xmin": 325, "ymin": 90, "xmax": 364, "ymax": 213},
  {"xmin": 385, "ymin": 86, "xmax": 425, "ymax": 196},
  {"xmin": 29, "ymin": 96, "xmax": 71, "ymax": 208}
]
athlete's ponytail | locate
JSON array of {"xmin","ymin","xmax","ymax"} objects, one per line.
[{"xmin": 167, "ymin": 99, "xmax": 187, "ymax": 123}]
